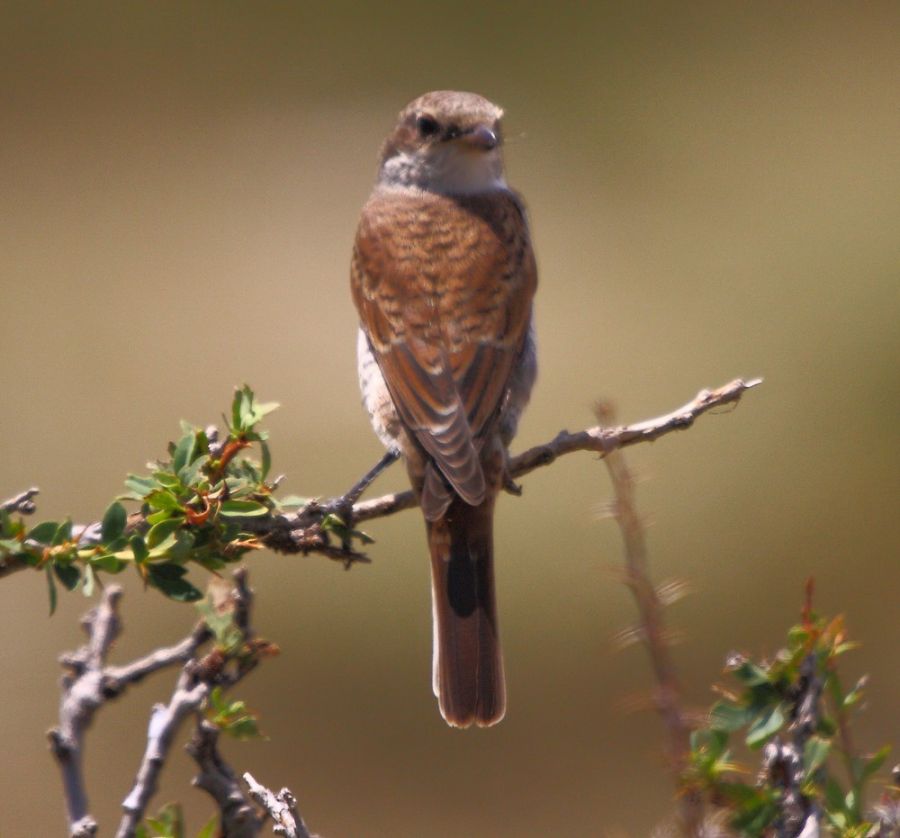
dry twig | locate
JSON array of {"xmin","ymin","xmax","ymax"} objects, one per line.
[
  {"xmin": 0, "ymin": 378, "xmax": 761, "ymax": 576},
  {"xmin": 48, "ymin": 568, "xmax": 301, "ymax": 838},
  {"xmin": 187, "ymin": 719, "xmax": 262, "ymax": 838},
  {"xmin": 49, "ymin": 585, "xmax": 210, "ymax": 837},
  {"xmin": 259, "ymin": 378, "xmax": 762, "ymax": 554},
  {"xmin": 243, "ymin": 772, "xmax": 313, "ymax": 838},
  {"xmin": 598, "ymin": 402, "xmax": 704, "ymax": 836}
]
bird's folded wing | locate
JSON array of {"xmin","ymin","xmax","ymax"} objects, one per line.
[{"xmin": 351, "ymin": 190, "xmax": 536, "ymax": 511}]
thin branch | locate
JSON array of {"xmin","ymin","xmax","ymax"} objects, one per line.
[
  {"xmin": 48, "ymin": 586, "xmax": 124, "ymax": 838},
  {"xmin": 1, "ymin": 378, "xmax": 760, "ymax": 574},
  {"xmin": 187, "ymin": 719, "xmax": 262, "ymax": 838},
  {"xmin": 49, "ymin": 585, "xmax": 211, "ymax": 838},
  {"xmin": 1, "ymin": 486, "xmax": 39, "ymax": 514},
  {"xmin": 243, "ymin": 773, "xmax": 313, "ymax": 838},
  {"xmin": 47, "ymin": 568, "xmax": 288, "ymax": 838},
  {"xmin": 102, "ymin": 623, "xmax": 211, "ymax": 693},
  {"xmin": 264, "ymin": 377, "xmax": 763, "ymax": 550},
  {"xmin": 598, "ymin": 403, "xmax": 704, "ymax": 836},
  {"xmin": 116, "ymin": 673, "xmax": 209, "ymax": 838},
  {"xmin": 115, "ymin": 568, "xmax": 293, "ymax": 838}
]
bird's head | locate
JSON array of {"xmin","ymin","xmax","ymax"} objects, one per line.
[{"xmin": 378, "ymin": 91, "xmax": 506, "ymax": 194}]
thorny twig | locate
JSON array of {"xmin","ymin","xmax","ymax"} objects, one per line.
[
  {"xmin": 0, "ymin": 378, "xmax": 761, "ymax": 575},
  {"xmin": 598, "ymin": 402, "xmax": 704, "ymax": 836},
  {"xmin": 254, "ymin": 378, "xmax": 762, "ymax": 561}
]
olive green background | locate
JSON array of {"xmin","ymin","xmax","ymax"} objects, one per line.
[{"xmin": 1, "ymin": 2, "xmax": 897, "ymax": 836}]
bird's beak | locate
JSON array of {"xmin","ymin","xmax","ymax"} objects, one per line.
[{"xmin": 459, "ymin": 125, "xmax": 499, "ymax": 151}]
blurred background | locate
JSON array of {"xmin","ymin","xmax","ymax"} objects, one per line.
[{"xmin": 1, "ymin": 2, "xmax": 898, "ymax": 835}]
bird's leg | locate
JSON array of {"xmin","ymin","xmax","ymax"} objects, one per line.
[
  {"xmin": 502, "ymin": 470, "xmax": 523, "ymax": 496},
  {"xmin": 501, "ymin": 449, "xmax": 523, "ymax": 496},
  {"xmin": 341, "ymin": 449, "xmax": 401, "ymax": 507},
  {"xmin": 323, "ymin": 450, "xmax": 401, "ymax": 550}
]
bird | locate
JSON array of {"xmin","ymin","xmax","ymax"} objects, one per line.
[{"xmin": 351, "ymin": 91, "xmax": 538, "ymax": 727}]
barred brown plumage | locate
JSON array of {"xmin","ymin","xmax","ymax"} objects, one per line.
[{"xmin": 352, "ymin": 91, "xmax": 537, "ymax": 727}]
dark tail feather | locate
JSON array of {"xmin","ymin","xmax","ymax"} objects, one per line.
[{"xmin": 427, "ymin": 497, "xmax": 505, "ymax": 728}]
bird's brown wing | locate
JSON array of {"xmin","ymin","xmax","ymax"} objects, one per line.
[{"xmin": 351, "ymin": 189, "xmax": 537, "ymax": 515}]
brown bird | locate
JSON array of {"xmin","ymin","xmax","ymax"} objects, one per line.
[{"xmin": 351, "ymin": 91, "xmax": 537, "ymax": 727}]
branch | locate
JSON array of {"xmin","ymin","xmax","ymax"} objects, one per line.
[
  {"xmin": 1, "ymin": 486, "xmax": 39, "ymax": 514},
  {"xmin": 243, "ymin": 773, "xmax": 313, "ymax": 838},
  {"xmin": 1, "ymin": 378, "xmax": 760, "ymax": 574},
  {"xmin": 116, "ymin": 674, "xmax": 209, "ymax": 838},
  {"xmin": 114, "ymin": 568, "xmax": 263, "ymax": 838},
  {"xmin": 264, "ymin": 377, "xmax": 763, "ymax": 548},
  {"xmin": 47, "ymin": 567, "xmax": 290, "ymax": 838},
  {"xmin": 48, "ymin": 586, "xmax": 124, "ymax": 838},
  {"xmin": 187, "ymin": 720, "xmax": 262, "ymax": 838},
  {"xmin": 598, "ymin": 404, "xmax": 704, "ymax": 836},
  {"xmin": 49, "ymin": 585, "xmax": 212, "ymax": 837}
]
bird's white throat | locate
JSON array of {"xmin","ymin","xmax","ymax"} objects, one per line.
[{"xmin": 379, "ymin": 147, "xmax": 507, "ymax": 195}]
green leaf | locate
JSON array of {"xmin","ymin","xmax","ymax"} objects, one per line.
[
  {"xmin": 219, "ymin": 499, "xmax": 269, "ymax": 517},
  {"xmin": 196, "ymin": 598, "xmax": 242, "ymax": 651},
  {"xmin": 0, "ymin": 537, "xmax": 24, "ymax": 553},
  {"xmin": 101, "ymin": 502, "xmax": 128, "ymax": 542},
  {"xmin": 275, "ymin": 495, "xmax": 309, "ymax": 509},
  {"xmin": 859, "ymin": 745, "xmax": 890, "ymax": 783},
  {"xmin": 746, "ymin": 703, "xmax": 785, "ymax": 748},
  {"xmin": 260, "ymin": 440, "xmax": 272, "ymax": 480},
  {"xmin": 46, "ymin": 565, "xmax": 58, "ymax": 615},
  {"xmin": 172, "ymin": 433, "xmax": 197, "ymax": 474},
  {"xmin": 824, "ymin": 776, "xmax": 845, "ymax": 811},
  {"xmin": 730, "ymin": 659, "xmax": 771, "ymax": 687},
  {"xmin": 841, "ymin": 676, "xmax": 868, "ymax": 709},
  {"xmin": 124, "ymin": 474, "xmax": 158, "ymax": 498},
  {"xmin": 250, "ymin": 400, "xmax": 280, "ymax": 424},
  {"xmin": 177, "ymin": 456, "xmax": 208, "ymax": 488},
  {"xmin": 153, "ymin": 470, "xmax": 183, "ymax": 490},
  {"xmin": 144, "ymin": 802, "xmax": 185, "ymax": 837},
  {"xmin": 709, "ymin": 701, "xmax": 751, "ymax": 732},
  {"xmin": 167, "ymin": 530, "xmax": 194, "ymax": 563},
  {"xmin": 730, "ymin": 794, "xmax": 780, "ymax": 832},
  {"xmin": 195, "ymin": 815, "xmax": 218, "ymax": 838},
  {"xmin": 147, "ymin": 490, "xmax": 181, "ymax": 513},
  {"xmin": 231, "ymin": 387, "xmax": 246, "ymax": 431},
  {"xmin": 28, "ymin": 520, "xmax": 59, "ymax": 544},
  {"xmin": 146, "ymin": 508, "xmax": 173, "ymax": 526},
  {"xmin": 147, "ymin": 564, "xmax": 202, "ymax": 602},
  {"xmin": 146, "ymin": 517, "xmax": 183, "ymax": 549},
  {"xmin": 130, "ymin": 534, "xmax": 149, "ymax": 563},
  {"xmin": 91, "ymin": 554, "xmax": 126, "ymax": 573},
  {"xmin": 52, "ymin": 519, "xmax": 73, "ymax": 546},
  {"xmin": 803, "ymin": 735, "xmax": 831, "ymax": 780},
  {"xmin": 827, "ymin": 810, "xmax": 848, "ymax": 829},
  {"xmin": 207, "ymin": 686, "xmax": 262, "ymax": 740},
  {"xmin": 54, "ymin": 562, "xmax": 81, "ymax": 591}
]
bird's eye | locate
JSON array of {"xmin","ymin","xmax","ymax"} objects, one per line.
[{"xmin": 416, "ymin": 115, "xmax": 440, "ymax": 137}]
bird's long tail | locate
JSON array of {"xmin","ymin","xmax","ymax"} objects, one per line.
[{"xmin": 427, "ymin": 496, "xmax": 505, "ymax": 727}]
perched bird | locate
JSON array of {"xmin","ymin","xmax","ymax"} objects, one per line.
[{"xmin": 351, "ymin": 91, "xmax": 538, "ymax": 727}]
